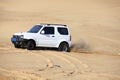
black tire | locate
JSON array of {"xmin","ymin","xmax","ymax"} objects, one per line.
[
  {"xmin": 58, "ymin": 42, "xmax": 70, "ymax": 52},
  {"xmin": 14, "ymin": 44, "xmax": 20, "ymax": 48},
  {"xmin": 27, "ymin": 41, "xmax": 35, "ymax": 50}
]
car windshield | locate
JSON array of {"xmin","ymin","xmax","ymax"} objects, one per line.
[{"xmin": 28, "ymin": 25, "xmax": 42, "ymax": 33}]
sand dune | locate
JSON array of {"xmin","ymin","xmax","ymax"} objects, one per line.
[{"xmin": 0, "ymin": 0, "xmax": 120, "ymax": 80}]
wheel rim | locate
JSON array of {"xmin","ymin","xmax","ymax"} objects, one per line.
[
  {"xmin": 63, "ymin": 45, "xmax": 67, "ymax": 51},
  {"xmin": 61, "ymin": 43, "xmax": 68, "ymax": 52},
  {"xmin": 30, "ymin": 43, "xmax": 34, "ymax": 49},
  {"xmin": 27, "ymin": 41, "xmax": 35, "ymax": 50}
]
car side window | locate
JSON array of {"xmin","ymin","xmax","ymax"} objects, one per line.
[
  {"xmin": 57, "ymin": 27, "xmax": 68, "ymax": 35},
  {"xmin": 41, "ymin": 27, "xmax": 54, "ymax": 34}
]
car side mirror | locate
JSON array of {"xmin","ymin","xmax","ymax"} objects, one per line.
[{"xmin": 41, "ymin": 30, "xmax": 45, "ymax": 34}]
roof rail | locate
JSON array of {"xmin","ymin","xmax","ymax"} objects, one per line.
[{"xmin": 40, "ymin": 23, "xmax": 67, "ymax": 26}]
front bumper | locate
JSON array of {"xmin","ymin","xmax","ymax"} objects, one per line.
[
  {"xmin": 11, "ymin": 37, "xmax": 24, "ymax": 43},
  {"xmin": 11, "ymin": 36, "xmax": 28, "ymax": 46}
]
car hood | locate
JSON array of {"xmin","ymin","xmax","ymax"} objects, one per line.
[
  {"xmin": 14, "ymin": 32, "xmax": 27, "ymax": 35},
  {"xmin": 14, "ymin": 32, "xmax": 36, "ymax": 37}
]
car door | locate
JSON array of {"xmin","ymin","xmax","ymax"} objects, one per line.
[{"xmin": 37, "ymin": 26, "xmax": 56, "ymax": 47}]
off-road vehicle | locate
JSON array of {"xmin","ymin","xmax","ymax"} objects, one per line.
[{"xmin": 11, "ymin": 24, "xmax": 71, "ymax": 52}]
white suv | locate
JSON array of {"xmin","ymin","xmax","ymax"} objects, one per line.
[{"xmin": 11, "ymin": 24, "xmax": 71, "ymax": 52}]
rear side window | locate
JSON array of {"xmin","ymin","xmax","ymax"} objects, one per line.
[
  {"xmin": 42, "ymin": 27, "xmax": 54, "ymax": 34},
  {"xmin": 57, "ymin": 27, "xmax": 68, "ymax": 35}
]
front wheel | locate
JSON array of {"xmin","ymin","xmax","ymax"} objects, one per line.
[
  {"xmin": 58, "ymin": 42, "xmax": 70, "ymax": 52},
  {"xmin": 14, "ymin": 43, "xmax": 21, "ymax": 48},
  {"xmin": 27, "ymin": 41, "xmax": 35, "ymax": 50}
]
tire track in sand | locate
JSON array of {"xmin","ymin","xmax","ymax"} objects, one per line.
[
  {"xmin": 28, "ymin": 51, "xmax": 54, "ymax": 69},
  {"xmin": 0, "ymin": 47, "xmax": 54, "ymax": 69},
  {"xmin": 16, "ymin": 50, "xmax": 91, "ymax": 75},
  {"xmin": 1, "ymin": 47, "xmax": 120, "ymax": 79},
  {"xmin": 0, "ymin": 67, "xmax": 46, "ymax": 80},
  {"xmin": 15, "ymin": 50, "xmax": 79, "ymax": 78},
  {"xmin": 37, "ymin": 51, "xmax": 79, "ymax": 75},
  {"xmin": 29, "ymin": 51, "xmax": 78, "ymax": 75},
  {"xmin": 19, "ymin": 49, "xmax": 120, "ymax": 79},
  {"xmin": 54, "ymin": 52, "xmax": 91, "ymax": 73},
  {"xmin": 56, "ymin": 53, "xmax": 120, "ymax": 79},
  {"xmin": 37, "ymin": 51, "xmax": 91, "ymax": 74}
]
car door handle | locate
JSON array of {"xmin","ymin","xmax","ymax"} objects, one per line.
[{"xmin": 51, "ymin": 35, "xmax": 55, "ymax": 37}]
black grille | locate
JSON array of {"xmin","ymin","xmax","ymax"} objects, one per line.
[{"xmin": 13, "ymin": 35, "xmax": 23, "ymax": 41}]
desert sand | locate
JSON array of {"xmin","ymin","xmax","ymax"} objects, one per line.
[{"xmin": 0, "ymin": 0, "xmax": 120, "ymax": 80}]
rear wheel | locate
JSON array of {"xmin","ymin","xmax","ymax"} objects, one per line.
[
  {"xmin": 58, "ymin": 42, "xmax": 70, "ymax": 52},
  {"xmin": 27, "ymin": 41, "xmax": 35, "ymax": 50}
]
